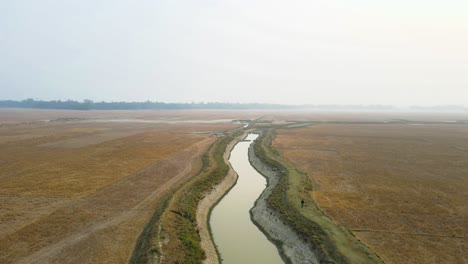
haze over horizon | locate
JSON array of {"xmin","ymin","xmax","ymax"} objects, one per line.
[{"xmin": 1, "ymin": 1, "xmax": 467, "ymax": 106}]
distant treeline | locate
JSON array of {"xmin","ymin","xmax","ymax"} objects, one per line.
[
  {"xmin": 0, "ymin": 99, "xmax": 289, "ymax": 110},
  {"xmin": 0, "ymin": 98, "xmax": 397, "ymax": 111}
]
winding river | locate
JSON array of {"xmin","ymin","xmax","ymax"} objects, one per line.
[{"xmin": 210, "ymin": 134, "xmax": 283, "ymax": 264}]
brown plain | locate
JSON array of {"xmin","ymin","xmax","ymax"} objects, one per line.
[
  {"xmin": 0, "ymin": 109, "xmax": 242, "ymax": 263},
  {"xmin": 274, "ymin": 123, "xmax": 468, "ymax": 263}
]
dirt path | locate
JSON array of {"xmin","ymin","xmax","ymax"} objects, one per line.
[
  {"xmin": 18, "ymin": 137, "xmax": 214, "ymax": 264},
  {"xmin": 196, "ymin": 132, "xmax": 246, "ymax": 264}
]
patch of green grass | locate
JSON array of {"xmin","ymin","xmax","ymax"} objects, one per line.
[{"xmin": 129, "ymin": 194, "xmax": 172, "ymax": 264}]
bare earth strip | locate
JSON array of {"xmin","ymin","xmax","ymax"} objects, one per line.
[{"xmin": 196, "ymin": 132, "xmax": 246, "ymax": 264}]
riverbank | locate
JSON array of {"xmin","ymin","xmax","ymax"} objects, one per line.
[
  {"xmin": 130, "ymin": 128, "xmax": 244, "ymax": 263},
  {"xmin": 249, "ymin": 136, "xmax": 319, "ymax": 264},
  {"xmin": 249, "ymin": 129, "xmax": 383, "ymax": 264},
  {"xmin": 196, "ymin": 131, "xmax": 246, "ymax": 264}
]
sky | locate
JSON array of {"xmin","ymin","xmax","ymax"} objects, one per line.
[{"xmin": 1, "ymin": 0, "xmax": 467, "ymax": 106}]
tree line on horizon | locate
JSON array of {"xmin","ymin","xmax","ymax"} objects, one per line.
[
  {"xmin": 0, "ymin": 99, "xmax": 293, "ymax": 110},
  {"xmin": 3, "ymin": 98, "xmax": 460, "ymax": 111}
]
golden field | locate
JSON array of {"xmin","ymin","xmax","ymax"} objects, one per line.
[
  {"xmin": 273, "ymin": 123, "xmax": 468, "ymax": 263},
  {"xmin": 0, "ymin": 109, "xmax": 243, "ymax": 263}
]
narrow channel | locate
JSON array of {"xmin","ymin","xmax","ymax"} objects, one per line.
[{"xmin": 210, "ymin": 133, "xmax": 283, "ymax": 264}]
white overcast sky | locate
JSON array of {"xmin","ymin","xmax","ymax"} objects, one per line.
[{"xmin": 1, "ymin": 0, "xmax": 467, "ymax": 106}]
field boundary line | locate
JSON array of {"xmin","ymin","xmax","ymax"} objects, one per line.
[{"xmin": 351, "ymin": 229, "xmax": 468, "ymax": 238}]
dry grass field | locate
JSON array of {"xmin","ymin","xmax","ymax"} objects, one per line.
[
  {"xmin": 0, "ymin": 109, "xmax": 242, "ymax": 263},
  {"xmin": 0, "ymin": 108, "xmax": 262, "ymax": 124},
  {"xmin": 258, "ymin": 110, "xmax": 468, "ymax": 124},
  {"xmin": 273, "ymin": 123, "xmax": 468, "ymax": 263}
]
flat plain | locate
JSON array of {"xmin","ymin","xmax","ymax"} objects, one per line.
[
  {"xmin": 273, "ymin": 121, "xmax": 468, "ymax": 263},
  {"xmin": 3, "ymin": 109, "xmax": 468, "ymax": 263},
  {"xmin": 0, "ymin": 108, "xmax": 248, "ymax": 263}
]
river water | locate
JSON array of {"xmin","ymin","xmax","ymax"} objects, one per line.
[{"xmin": 210, "ymin": 133, "xmax": 283, "ymax": 264}]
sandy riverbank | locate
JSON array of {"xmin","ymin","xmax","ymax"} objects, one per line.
[{"xmin": 196, "ymin": 132, "xmax": 246, "ymax": 264}]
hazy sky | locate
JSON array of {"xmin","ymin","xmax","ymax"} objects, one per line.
[{"xmin": 1, "ymin": 0, "xmax": 467, "ymax": 106}]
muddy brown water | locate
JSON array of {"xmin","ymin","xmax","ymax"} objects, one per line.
[{"xmin": 210, "ymin": 133, "xmax": 283, "ymax": 264}]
